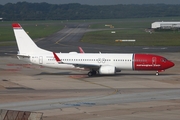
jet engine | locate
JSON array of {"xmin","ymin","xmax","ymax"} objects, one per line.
[
  {"xmin": 99, "ymin": 65, "xmax": 116, "ymax": 75},
  {"xmin": 69, "ymin": 52, "xmax": 78, "ymax": 54}
]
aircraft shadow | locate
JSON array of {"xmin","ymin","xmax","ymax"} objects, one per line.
[
  {"xmin": 35, "ymin": 72, "xmax": 178, "ymax": 77},
  {"xmin": 36, "ymin": 72, "xmax": 86, "ymax": 76}
]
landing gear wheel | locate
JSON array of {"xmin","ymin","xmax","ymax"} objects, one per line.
[
  {"xmin": 88, "ymin": 70, "xmax": 97, "ymax": 77},
  {"xmin": 156, "ymin": 72, "xmax": 159, "ymax": 76},
  {"xmin": 88, "ymin": 72, "xmax": 93, "ymax": 77}
]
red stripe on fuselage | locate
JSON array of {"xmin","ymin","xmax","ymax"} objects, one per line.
[{"xmin": 133, "ymin": 53, "xmax": 174, "ymax": 71}]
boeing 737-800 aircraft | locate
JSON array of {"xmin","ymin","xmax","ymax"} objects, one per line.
[{"xmin": 12, "ymin": 23, "xmax": 174, "ymax": 76}]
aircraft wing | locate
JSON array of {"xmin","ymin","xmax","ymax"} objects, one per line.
[
  {"xmin": 72, "ymin": 63, "xmax": 100, "ymax": 70},
  {"xmin": 53, "ymin": 52, "xmax": 100, "ymax": 70}
]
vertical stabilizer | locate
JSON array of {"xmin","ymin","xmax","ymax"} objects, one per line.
[{"xmin": 12, "ymin": 23, "xmax": 51, "ymax": 55}]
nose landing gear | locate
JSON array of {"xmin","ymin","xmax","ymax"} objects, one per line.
[
  {"xmin": 156, "ymin": 70, "xmax": 165, "ymax": 76},
  {"xmin": 156, "ymin": 72, "xmax": 159, "ymax": 76}
]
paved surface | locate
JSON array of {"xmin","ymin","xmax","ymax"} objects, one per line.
[
  {"xmin": 0, "ymin": 23, "xmax": 180, "ymax": 120},
  {"xmin": 0, "ymin": 52, "xmax": 180, "ymax": 120}
]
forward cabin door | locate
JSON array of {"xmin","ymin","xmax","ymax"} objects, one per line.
[{"xmin": 152, "ymin": 57, "xmax": 156, "ymax": 68}]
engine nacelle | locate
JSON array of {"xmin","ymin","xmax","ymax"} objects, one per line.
[
  {"xmin": 69, "ymin": 52, "xmax": 78, "ymax": 54},
  {"xmin": 99, "ymin": 65, "xmax": 116, "ymax": 75}
]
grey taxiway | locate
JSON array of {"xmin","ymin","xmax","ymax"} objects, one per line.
[{"xmin": 0, "ymin": 23, "xmax": 180, "ymax": 120}]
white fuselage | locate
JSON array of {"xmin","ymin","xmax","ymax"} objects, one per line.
[
  {"xmin": 18, "ymin": 53, "xmax": 134, "ymax": 70},
  {"xmin": 12, "ymin": 23, "xmax": 174, "ymax": 76}
]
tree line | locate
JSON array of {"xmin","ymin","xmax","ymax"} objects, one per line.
[{"xmin": 1, "ymin": 2, "xmax": 180, "ymax": 20}]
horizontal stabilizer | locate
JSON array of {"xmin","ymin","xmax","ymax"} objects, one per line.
[{"xmin": 17, "ymin": 54, "xmax": 30, "ymax": 58}]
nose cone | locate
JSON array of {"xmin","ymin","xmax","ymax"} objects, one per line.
[{"xmin": 167, "ymin": 61, "xmax": 175, "ymax": 69}]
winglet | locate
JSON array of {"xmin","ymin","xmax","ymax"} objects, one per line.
[
  {"xmin": 12, "ymin": 23, "xmax": 22, "ymax": 29},
  {"xmin": 79, "ymin": 47, "xmax": 85, "ymax": 53},
  {"xmin": 53, "ymin": 52, "xmax": 62, "ymax": 63}
]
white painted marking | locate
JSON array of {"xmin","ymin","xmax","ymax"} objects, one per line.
[{"xmin": 143, "ymin": 47, "xmax": 167, "ymax": 50}]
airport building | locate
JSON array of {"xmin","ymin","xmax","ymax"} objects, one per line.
[{"xmin": 151, "ymin": 22, "xmax": 180, "ymax": 29}]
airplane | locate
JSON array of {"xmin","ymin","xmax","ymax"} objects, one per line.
[{"xmin": 12, "ymin": 23, "xmax": 174, "ymax": 77}]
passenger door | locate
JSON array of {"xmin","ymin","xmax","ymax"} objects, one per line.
[
  {"xmin": 152, "ymin": 57, "xmax": 156, "ymax": 68},
  {"xmin": 39, "ymin": 56, "xmax": 43, "ymax": 64}
]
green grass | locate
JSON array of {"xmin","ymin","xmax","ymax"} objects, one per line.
[
  {"xmin": 90, "ymin": 21, "xmax": 151, "ymax": 29},
  {"xmin": 0, "ymin": 21, "xmax": 64, "ymax": 43},
  {"xmin": 0, "ymin": 26, "xmax": 15, "ymax": 41},
  {"xmin": 23, "ymin": 24, "xmax": 63, "ymax": 39},
  {"xmin": 82, "ymin": 17, "xmax": 180, "ymax": 46},
  {"xmin": 1, "ymin": 17, "xmax": 180, "ymax": 46},
  {"xmin": 82, "ymin": 29, "xmax": 180, "ymax": 46},
  {"xmin": 89, "ymin": 17, "xmax": 180, "ymax": 29}
]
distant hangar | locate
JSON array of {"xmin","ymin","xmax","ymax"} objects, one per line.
[{"xmin": 151, "ymin": 22, "xmax": 180, "ymax": 29}]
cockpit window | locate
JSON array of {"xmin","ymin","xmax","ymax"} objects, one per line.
[{"xmin": 161, "ymin": 58, "xmax": 167, "ymax": 62}]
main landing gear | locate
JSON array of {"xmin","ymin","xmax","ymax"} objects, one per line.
[{"xmin": 88, "ymin": 70, "xmax": 97, "ymax": 77}]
